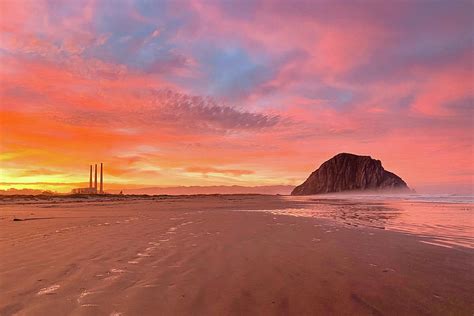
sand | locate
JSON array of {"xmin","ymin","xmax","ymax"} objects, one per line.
[{"xmin": 0, "ymin": 195, "xmax": 472, "ymax": 315}]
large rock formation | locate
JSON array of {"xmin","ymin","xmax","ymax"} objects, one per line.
[{"xmin": 291, "ymin": 153, "xmax": 410, "ymax": 195}]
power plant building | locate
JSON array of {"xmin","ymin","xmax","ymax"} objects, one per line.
[{"xmin": 72, "ymin": 163, "xmax": 104, "ymax": 194}]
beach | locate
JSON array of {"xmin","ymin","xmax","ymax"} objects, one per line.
[{"xmin": 0, "ymin": 195, "xmax": 473, "ymax": 315}]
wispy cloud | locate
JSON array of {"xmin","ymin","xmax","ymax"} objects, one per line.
[{"xmin": 185, "ymin": 166, "xmax": 254, "ymax": 176}]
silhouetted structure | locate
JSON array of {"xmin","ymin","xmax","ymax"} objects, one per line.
[
  {"xmin": 71, "ymin": 163, "xmax": 104, "ymax": 194},
  {"xmin": 100, "ymin": 163, "xmax": 103, "ymax": 194}
]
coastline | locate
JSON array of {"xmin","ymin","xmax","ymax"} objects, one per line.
[{"xmin": 1, "ymin": 195, "xmax": 472, "ymax": 315}]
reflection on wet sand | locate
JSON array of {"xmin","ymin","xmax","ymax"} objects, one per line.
[{"xmin": 254, "ymin": 197, "xmax": 473, "ymax": 249}]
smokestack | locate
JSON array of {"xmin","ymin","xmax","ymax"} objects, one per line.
[
  {"xmin": 100, "ymin": 163, "xmax": 103, "ymax": 194},
  {"xmin": 94, "ymin": 164, "xmax": 97, "ymax": 192},
  {"xmin": 89, "ymin": 165, "xmax": 92, "ymax": 188}
]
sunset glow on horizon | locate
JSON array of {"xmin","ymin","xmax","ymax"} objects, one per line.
[{"xmin": 1, "ymin": 0, "xmax": 473, "ymax": 194}]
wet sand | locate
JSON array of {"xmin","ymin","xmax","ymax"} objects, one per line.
[{"xmin": 0, "ymin": 195, "xmax": 473, "ymax": 315}]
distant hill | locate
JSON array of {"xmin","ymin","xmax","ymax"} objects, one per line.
[
  {"xmin": 292, "ymin": 153, "xmax": 410, "ymax": 195},
  {"xmin": 0, "ymin": 188, "xmax": 55, "ymax": 195},
  {"xmin": 0, "ymin": 185, "xmax": 294, "ymax": 196},
  {"xmin": 110, "ymin": 185, "xmax": 294, "ymax": 195}
]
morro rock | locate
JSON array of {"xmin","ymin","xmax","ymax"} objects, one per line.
[{"xmin": 291, "ymin": 153, "xmax": 410, "ymax": 195}]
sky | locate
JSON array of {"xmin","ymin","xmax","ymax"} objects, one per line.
[{"xmin": 0, "ymin": 0, "xmax": 473, "ymax": 194}]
